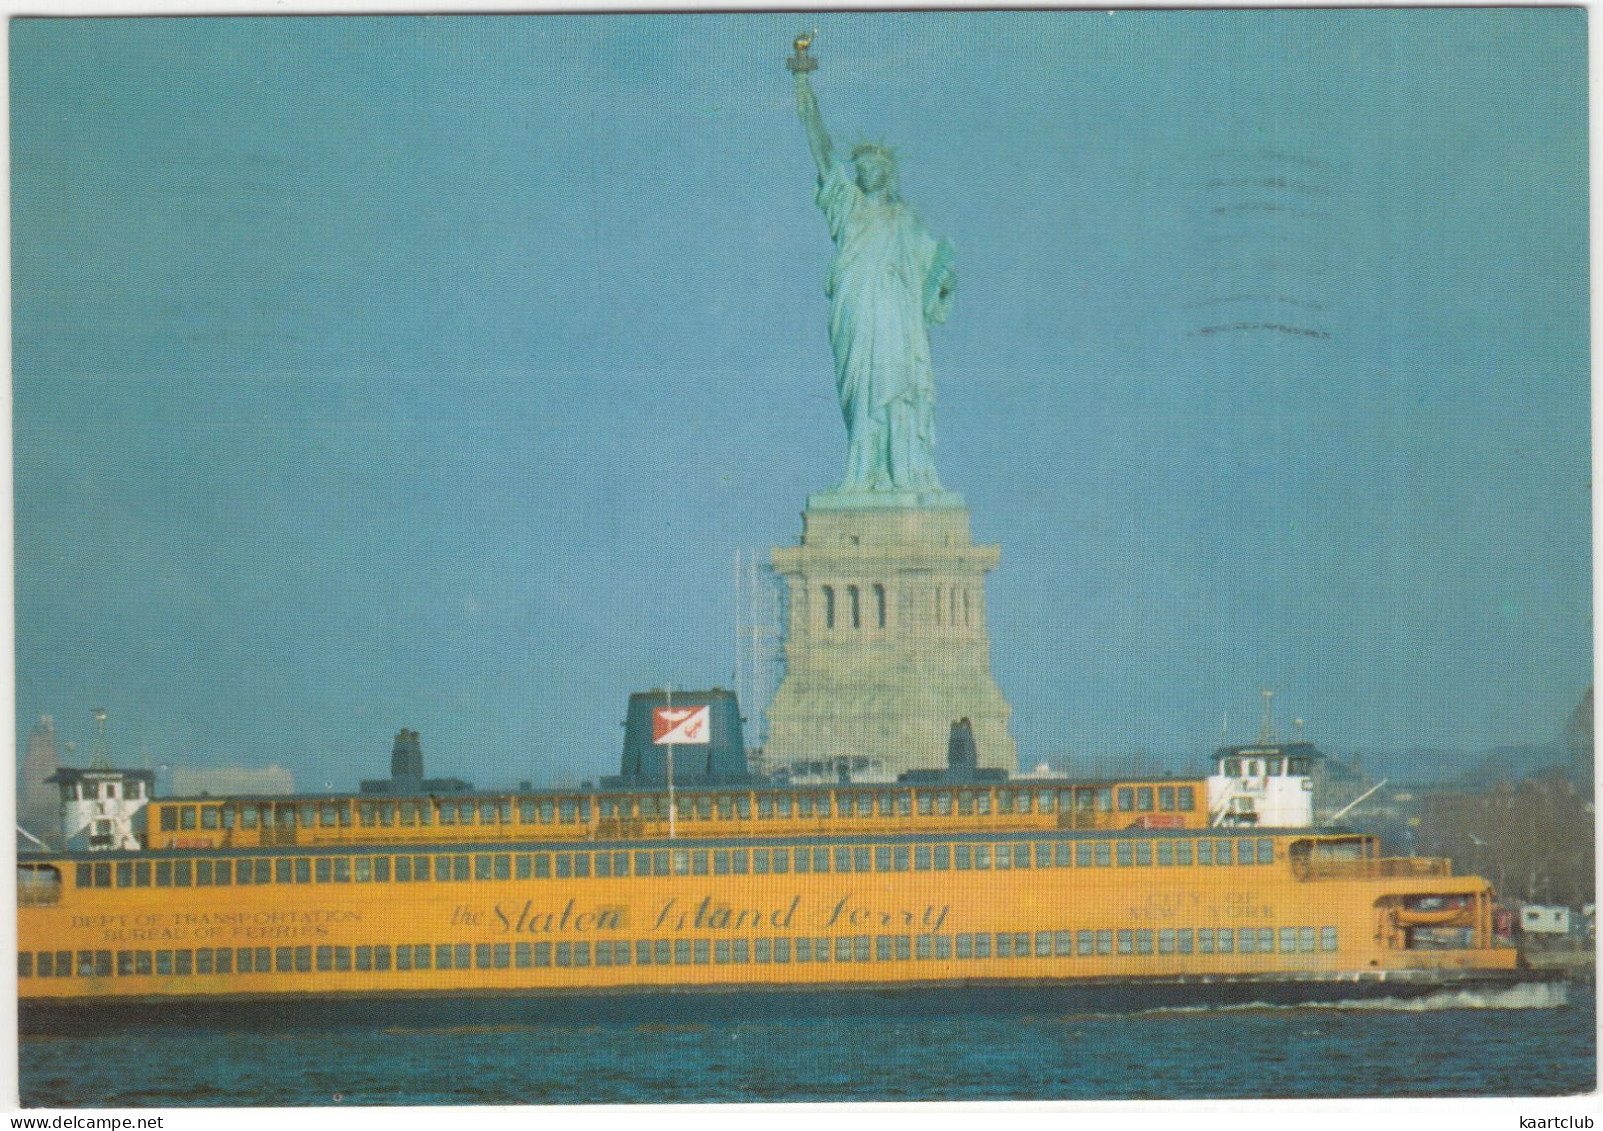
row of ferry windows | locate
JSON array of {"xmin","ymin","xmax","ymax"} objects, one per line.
[
  {"xmin": 19, "ymin": 926, "xmax": 1339, "ymax": 980},
  {"xmin": 77, "ymin": 838, "xmax": 1278, "ymax": 889},
  {"xmin": 156, "ymin": 785, "xmax": 1198, "ymax": 832}
]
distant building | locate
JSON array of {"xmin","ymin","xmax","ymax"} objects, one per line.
[
  {"xmin": 18, "ymin": 716, "xmax": 60, "ymax": 843},
  {"xmin": 1519, "ymin": 904, "xmax": 1571, "ymax": 935},
  {"xmin": 171, "ymin": 764, "xmax": 296, "ymax": 797}
]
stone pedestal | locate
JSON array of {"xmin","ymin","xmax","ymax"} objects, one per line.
[{"xmin": 763, "ymin": 493, "xmax": 1017, "ymax": 779}]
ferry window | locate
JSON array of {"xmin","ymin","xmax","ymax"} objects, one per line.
[
  {"xmin": 1137, "ymin": 788, "xmax": 1154, "ymax": 812},
  {"xmin": 776, "ymin": 794, "xmax": 793, "ymax": 819},
  {"xmin": 479, "ymin": 801, "xmax": 497, "ymax": 824},
  {"xmin": 316, "ymin": 946, "xmax": 334, "ymax": 973},
  {"xmin": 499, "ymin": 800, "xmax": 513, "ymax": 824},
  {"xmin": 313, "ymin": 858, "xmax": 332, "ymax": 884},
  {"xmin": 668, "ymin": 850, "xmax": 688, "ymax": 876},
  {"xmin": 1158, "ymin": 929, "xmax": 1175, "ymax": 955},
  {"xmin": 715, "ymin": 939, "xmax": 732, "ymax": 965},
  {"xmin": 1267, "ymin": 758, "xmax": 1283, "ymax": 776},
  {"xmin": 1298, "ymin": 927, "xmax": 1316, "ymax": 953},
  {"xmin": 976, "ymin": 792, "xmax": 992, "ymax": 815},
  {"xmin": 1031, "ymin": 843, "xmax": 1048, "ymax": 868},
  {"xmin": 457, "ymin": 802, "xmax": 475, "ymax": 825},
  {"xmin": 372, "ymin": 804, "xmax": 391, "ymax": 828},
  {"xmin": 758, "ymin": 796, "xmax": 773, "ymax": 819},
  {"xmin": 374, "ymin": 857, "xmax": 391, "ymax": 882},
  {"xmin": 893, "ymin": 846, "xmax": 910, "ymax": 871},
  {"xmin": 770, "ymin": 849, "xmax": 786, "ymax": 875},
  {"xmin": 474, "ymin": 855, "xmax": 491, "ymax": 881},
  {"xmin": 155, "ymin": 950, "xmax": 173, "ymax": 976},
  {"xmin": 875, "ymin": 846, "xmax": 892, "ymax": 871},
  {"xmin": 998, "ymin": 792, "xmax": 1014, "ymax": 815},
  {"xmin": 793, "ymin": 850, "xmax": 812, "ymax": 875},
  {"xmin": 1178, "ymin": 787, "xmax": 1195, "ymax": 812},
  {"xmin": 1075, "ymin": 842, "xmax": 1092, "ymax": 867},
  {"xmin": 298, "ymin": 804, "xmax": 316, "ymax": 828},
  {"xmin": 1256, "ymin": 928, "xmax": 1273, "ymax": 953},
  {"xmin": 877, "ymin": 792, "xmax": 896, "ymax": 817},
  {"xmin": 957, "ymin": 792, "xmax": 974, "ymax": 816},
  {"xmin": 155, "ymin": 862, "xmax": 173, "ymax": 887},
  {"xmin": 218, "ymin": 805, "xmax": 234, "ymax": 830},
  {"xmin": 1135, "ymin": 930, "xmax": 1153, "ymax": 956},
  {"xmin": 338, "ymin": 803, "xmax": 353, "ymax": 827},
  {"xmin": 394, "ymin": 856, "xmax": 415, "ymax": 883},
  {"xmin": 493, "ymin": 855, "xmax": 510, "ymax": 880},
  {"xmin": 1048, "ymin": 842, "xmax": 1067, "ymax": 867},
  {"xmin": 555, "ymin": 854, "xmax": 571, "ymax": 879},
  {"xmin": 326, "ymin": 857, "xmax": 347, "ymax": 883},
  {"xmin": 876, "ymin": 936, "xmax": 893, "ymax": 961},
  {"xmin": 359, "ymin": 803, "xmax": 378, "ymax": 827},
  {"xmin": 599, "ymin": 798, "xmax": 617, "ymax": 819},
  {"xmin": 448, "ymin": 856, "xmax": 467, "ymax": 881},
  {"xmin": 1224, "ymin": 759, "xmax": 1241, "ymax": 777},
  {"xmin": 518, "ymin": 800, "xmax": 535, "ymax": 824},
  {"xmin": 721, "ymin": 850, "xmax": 739, "ymax": 875},
  {"xmin": 699, "ymin": 797, "xmax": 716, "ymax": 821},
  {"xmin": 691, "ymin": 939, "xmax": 709, "ymax": 965},
  {"xmin": 512, "ymin": 943, "xmax": 530, "ymax": 969},
  {"xmin": 290, "ymin": 858, "xmax": 308, "ymax": 884},
  {"xmin": 836, "ymin": 793, "xmax": 854, "ymax": 818},
  {"xmin": 774, "ymin": 938, "xmax": 791, "ymax": 963},
  {"xmin": 1236, "ymin": 839, "xmax": 1254, "ymax": 866},
  {"xmin": 269, "ymin": 859, "xmax": 287, "ymax": 884},
  {"xmin": 94, "ymin": 862, "xmax": 112, "ymax": 887},
  {"xmin": 936, "ymin": 792, "xmax": 952, "ymax": 816},
  {"xmin": 754, "ymin": 849, "xmax": 770, "ymax": 874},
  {"xmin": 914, "ymin": 935, "xmax": 932, "ymax": 960},
  {"xmin": 1037, "ymin": 791, "xmax": 1056, "ymax": 814},
  {"xmin": 1197, "ymin": 840, "xmax": 1214, "ymax": 865},
  {"xmin": 713, "ymin": 850, "xmax": 730, "ymax": 876},
  {"xmin": 1095, "ymin": 843, "xmax": 1112, "ymax": 867},
  {"xmin": 18, "ymin": 953, "xmax": 31, "ymax": 979},
  {"xmin": 1071, "ymin": 930, "xmax": 1090, "ymax": 957},
  {"xmin": 966, "ymin": 935, "xmax": 989, "ymax": 959},
  {"xmin": 796, "ymin": 794, "xmax": 814, "ymax": 819},
  {"xmin": 350, "ymin": 857, "xmax": 370, "ymax": 883},
  {"xmin": 1176, "ymin": 840, "xmax": 1193, "ymax": 866},
  {"xmin": 74, "ymin": 862, "xmax": 92, "ymax": 889},
  {"xmin": 234, "ymin": 861, "xmax": 253, "ymax": 886},
  {"xmin": 539, "ymin": 800, "xmax": 555, "ymax": 823},
  {"xmin": 1117, "ymin": 788, "xmax": 1134, "ymax": 812},
  {"xmin": 1289, "ymin": 758, "xmax": 1311, "ymax": 775},
  {"xmin": 1116, "ymin": 843, "xmax": 1133, "ymax": 867},
  {"xmin": 1320, "ymin": 927, "xmax": 1338, "ymax": 952},
  {"xmin": 833, "ymin": 847, "xmax": 852, "ymax": 872},
  {"xmin": 355, "ymin": 947, "xmax": 373, "ymax": 972},
  {"xmin": 1095, "ymin": 788, "xmax": 1113, "ymax": 813},
  {"xmin": 716, "ymin": 796, "xmax": 733, "ymax": 820},
  {"xmin": 474, "ymin": 943, "xmax": 492, "ymax": 969},
  {"xmin": 853, "ymin": 847, "xmax": 872, "ymax": 872},
  {"xmin": 677, "ymin": 851, "xmax": 697, "ymax": 877},
  {"xmin": 974, "ymin": 845, "xmax": 991, "ymax": 870},
  {"xmin": 115, "ymin": 862, "xmax": 132, "ymax": 887},
  {"xmin": 410, "ymin": 856, "xmax": 430, "ymax": 882},
  {"xmin": 1216, "ymin": 840, "xmax": 1233, "ymax": 866},
  {"xmin": 434, "ymin": 945, "xmax": 453, "ymax": 970},
  {"xmin": 954, "ymin": 845, "xmax": 971, "ymax": 870},
  {"xmin": 1198, "ymin": 929, "xmax": 1214, "ymax": 954},
  {"xmin": 1177, "ymin": 929, "xmax": 1194, "ymax": 955},
  {"xmin": 195, "ymin": 861, "xmax": 213, "ymax": 887},
  {"xmin": 1157, "ymin": 841, "xmax": 1174, "ymax": 866},
  {"xmin": 1278, "ymin": 927, "xmax": 1296, "ymax": 954},
  {"xmin": 1048, "ymin": 930, "xmax": 1069, "ymax": 957},
  {"xmin": 1135, "ymin": 842, "xmax": 1152, "ymax": 866},
  {"xmin": 917, "ymin": 793, "xmax": 933, "ymax": 816},
  {"xmin": 855, "ymin": 936, "xmax": 872, "ymax": 962},
  {"xmin": 160, "ymin": 808, "xmax": 178, "ymax": 832},
  {"xmin": 1249, "ymin": 761, "xmax": 1263, "ymax": 777},
  {"xmin": 1033, "ymin": 932, "xmax": 1051, "ymax": 958},
  {"xmin": 198, "ymin": 806, "xmax": 219, "ymax": 831},
  {"xmin": 653, "ymin": 850, "xmax": 670, "ymax": 875}
]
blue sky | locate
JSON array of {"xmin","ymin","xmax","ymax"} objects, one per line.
[{"xmin": 12, "ymin": 11, "xmax": 1590, "ymax": 789}]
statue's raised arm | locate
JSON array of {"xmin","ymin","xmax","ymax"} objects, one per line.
[{"xmin": 789, "ymin": 36, "xmax": 834, "ymax": 178}]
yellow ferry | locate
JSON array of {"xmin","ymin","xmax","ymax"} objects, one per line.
[{"xmin": 17, "ymin": 690, "xmax": 1536, "ymax": 1029}]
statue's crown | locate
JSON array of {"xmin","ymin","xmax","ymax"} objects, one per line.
[{"xmin": 850, "ymin": 141, "xmax": 898, "ymax": 165}]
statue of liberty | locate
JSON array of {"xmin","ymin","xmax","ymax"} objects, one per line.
[{"xmin": 790, "ymin": 36, "xmax": 955, "ymax": 494}]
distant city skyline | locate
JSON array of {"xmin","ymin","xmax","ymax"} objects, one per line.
[{"xmin": 12, "ymin": 12, "xmax": 1590, "ymax": 791}]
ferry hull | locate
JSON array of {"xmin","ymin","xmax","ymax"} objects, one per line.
[{"xmin": 19, "ymin": 968, "xmax": 1565, "ymax": 1035}]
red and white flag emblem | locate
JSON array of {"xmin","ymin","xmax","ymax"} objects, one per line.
[{"xmin": 653, "ymin": 705, "xmax": 711, "ymax": 744}]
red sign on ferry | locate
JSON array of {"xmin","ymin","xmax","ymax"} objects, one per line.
[
  {"xmin": 653, "ymin": 705, "xmax": 711, "ymax": 745},
  {"xmin": 1133, "ymin": 814, "xmax": 1184, "ymax": 830}
]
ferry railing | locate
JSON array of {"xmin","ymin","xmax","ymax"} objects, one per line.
[{"xmin": 1292, "ymin": 857, "xmax": 1453, "ymax": 881}]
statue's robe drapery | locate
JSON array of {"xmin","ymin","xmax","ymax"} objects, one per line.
[{"xmin": 817, "ymin": 162, "xmax": 954, "ymax": 491}]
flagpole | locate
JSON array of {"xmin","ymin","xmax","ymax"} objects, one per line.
[{"xmin": 665, "ymin": 684, "xmax": 676, "ymax": 841}]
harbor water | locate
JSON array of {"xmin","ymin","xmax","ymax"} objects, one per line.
[{"xmin": 17, "ymin": 980, "xmax": 1594, "ymax": 1106}]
